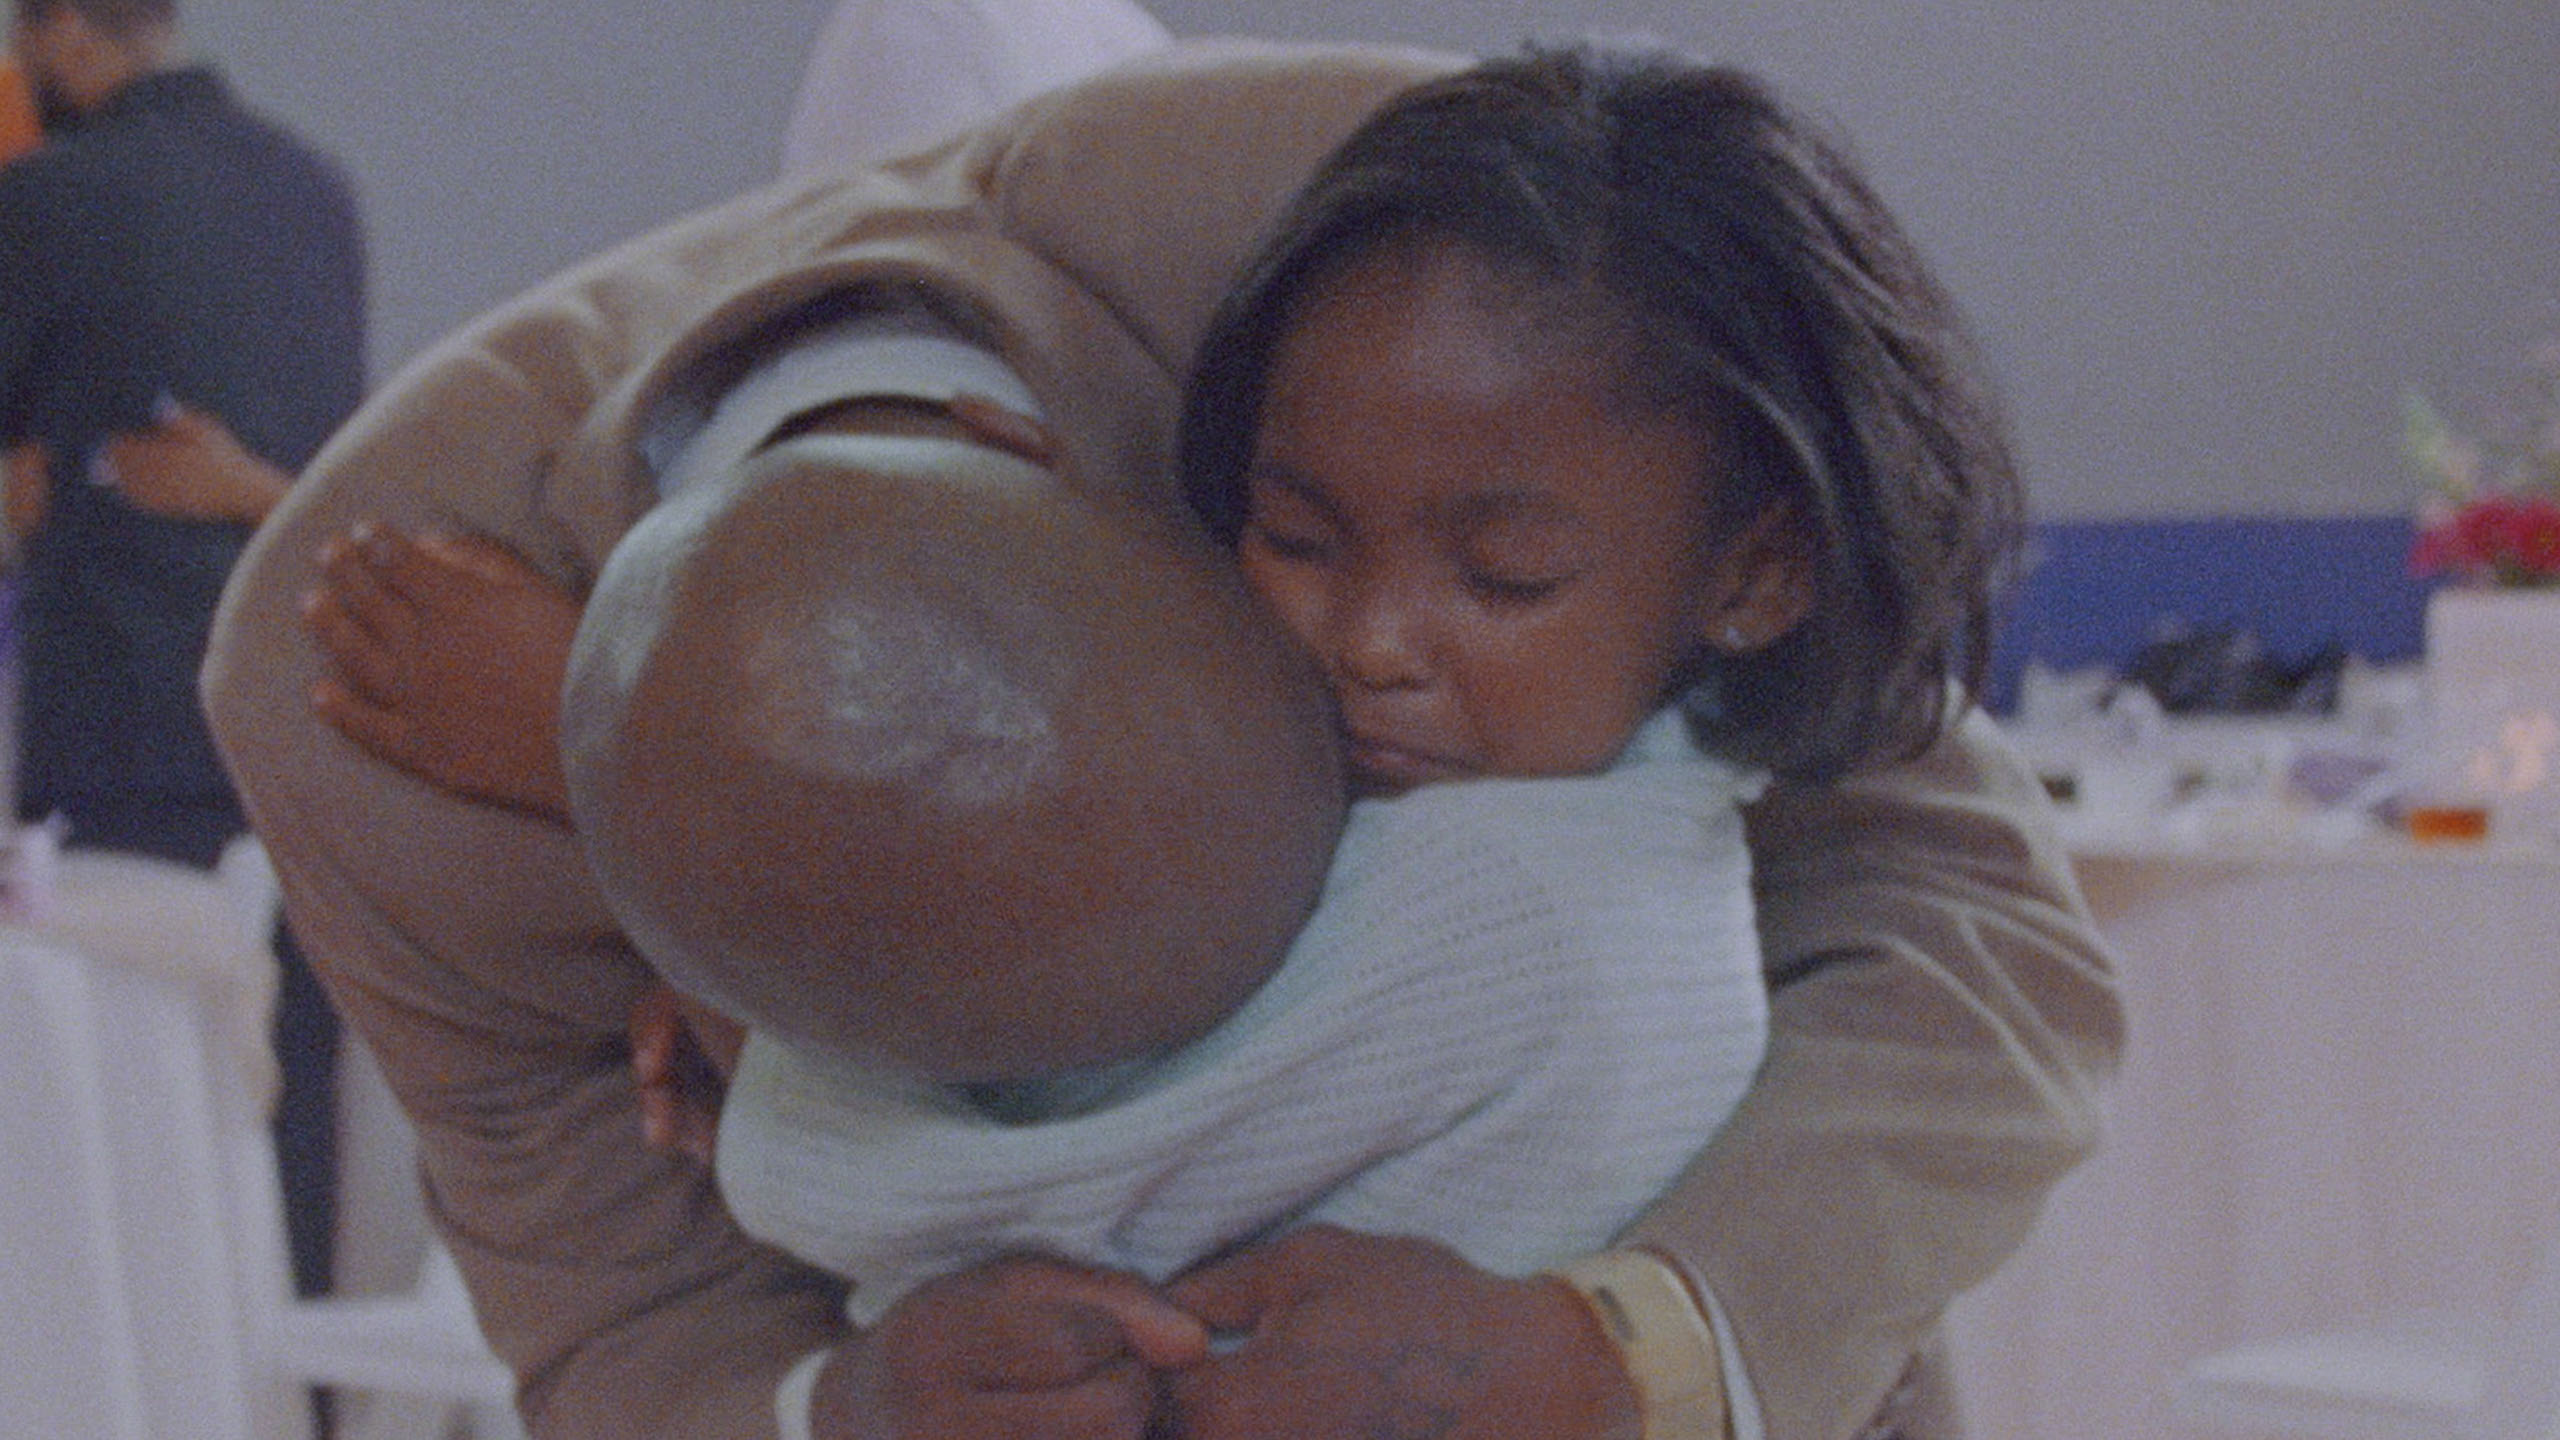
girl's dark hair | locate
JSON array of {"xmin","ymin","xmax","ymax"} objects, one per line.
[{"xmin": 1180, "ymin": 44, "xmax": 2021, "ymax": 780}]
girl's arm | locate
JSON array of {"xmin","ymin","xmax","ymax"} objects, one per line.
[{"xmin": 301, "ymin": 523, "xmax": 582, "ymax": 822}]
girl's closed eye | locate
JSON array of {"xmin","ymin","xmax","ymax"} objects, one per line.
[
  {"xmin": 1239, "ymin": 474, "xmax": 1339, "ymax": 565},
  {"xmin": 1242, "ymin": 517, "xmax": 1331, "ymax": 565},
  {"xmin": 1458, "ymin": 515, "xmax": 1584, "ymax": 606},
  {"xmin": 1460, "ymin": 559, "xmax": 1570, "ymax": 605}
]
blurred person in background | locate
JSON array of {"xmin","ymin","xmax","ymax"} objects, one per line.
[
  {"xmin": 0, "ymin": 50, "xmax": 39, "ymax": 156},
  {"xmin": 0, "ymin": 0, "xmax": 365, "ymax": 1302}
]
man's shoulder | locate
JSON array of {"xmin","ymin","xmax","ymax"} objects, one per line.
[
  {"xmin": 220, "ymin": 111, "xmax": 360, "ymax": 219},
  {"xmin": 967, "ymin": 37, "xmax": 1465, "ymax": 223},
  {"xmin": 81, "ymin": 71, "xmax": 349, "ymax": 188},
  {"xmin": 175, "ymin": 83, "xmax": 355, "ymax": 191},
  {"xmin": 1013, "ymin": 38, "xmax": 1461, "ymax": 144},
  {"xmin": 947, "ymin": 39, "xmax": 1465, "ymax": 376}
]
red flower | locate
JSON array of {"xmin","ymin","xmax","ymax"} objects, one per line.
[
  {"xmin": 2412, "ymin": 492, "xmax": 2560, "ymax": 585},
  {"xmin": 2511, "ymin": 496, "xmax": 2560, "ymax": 579}
]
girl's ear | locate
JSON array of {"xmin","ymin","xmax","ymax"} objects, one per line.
[{"xmin": 1698, "ymin": 504, "xmax": 1815, "ymax": 654}]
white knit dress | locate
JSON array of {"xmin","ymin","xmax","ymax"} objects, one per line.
[{"xmin": 715, "ymin": 710, "xmax": 1772, "ymax": 1323}]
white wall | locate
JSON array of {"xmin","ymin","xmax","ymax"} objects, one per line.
[
  {"xmin": 182, "ymin": 0, "xmax": 2559, "ymax": 520},
  {"xmin": 184, "ymin": 0, "xmax": 836, "ymax": 383}
]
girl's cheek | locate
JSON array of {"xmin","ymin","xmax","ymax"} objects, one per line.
[{"xmin": 1241, "ymin": 563, "xmax": 1328, "ymax": 661}]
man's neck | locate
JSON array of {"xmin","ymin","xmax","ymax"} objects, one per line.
[{"xmin": 66, "ymin": 26, "xmax": 182, "ymax": 116}]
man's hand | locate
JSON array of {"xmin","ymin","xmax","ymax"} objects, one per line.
[
  {"xmin": 1165, "ymin": 1228, "xmax": 1641, "ymax": 1440},
  {"xmin": 301, "ymin": 523, "xmax": 584, "ymax": 820},
  {"xmin": 4, "ymin": 442, "xmax": 47, "ymax": 542},
  {"xmin": 811, "ymin": 1255, "xmax": 1210, "ymax": 1440},
  {"xmin": 101, "ymin": 405, "xmax": 293, "ymax": 523}
]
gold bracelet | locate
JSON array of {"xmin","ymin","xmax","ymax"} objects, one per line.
[{"xmin": 1546, "ymin": 1249, "xmax": 1732, "ymax": 1440}]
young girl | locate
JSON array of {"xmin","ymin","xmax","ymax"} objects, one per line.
[
  {"xmin": 299, "ymin": 39, "xmax": 2019, "ymax": 1433},
  {"xmin": 1179, "ymin": 45, "xmax": 2014, "ymax": 793}
]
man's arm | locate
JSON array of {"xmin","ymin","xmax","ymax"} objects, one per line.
[
  {"xmin": 1623, "ymin": 708, "xmax": 2125, "ymax": 1440},
  {"xmin": 1151, "ymin": 709, "xmax": 2117, "ymax": 1440},
  {"xmin": 0, "ymin": 164, "xmax": 53, "ymax": 466},
  {"xmin": 0, "ymin": 169, "xmax": 51, "ymax": 564},
  {"xmin": 206, "ymin": 45, "xmax": 1451, "ymax": 1437},
  {"xmin": 203, "ymin": 183, "xmax": 859, "ymax": 1439},
  {"xmin": 0, "ymin": 166, "xmax": 41, "ymax": 408},
  {"xmin": 4, "ymin": 443, "xmax": 44, "ymax": 557}
]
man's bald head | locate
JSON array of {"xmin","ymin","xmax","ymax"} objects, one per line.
[{"xmin": 564, "ymin": 429, "xmax": 1342, "ymax": 1083}]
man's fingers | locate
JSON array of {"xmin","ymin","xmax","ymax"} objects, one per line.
[
  {"xmin": 630, "ymin": 986, "xmax": 728, "ymax": 1162},
  {"xmin": 633, "ymin": 1070, "xmax": 717, "ymax": 1162},
  {"xmin": 1013, "ymin": 1266, "xmax": 1210, "ymax": 1372},
  {"xmin": 1165, "ymin": 1353, "xmax": 1307, "ymax": 1440},
  {"xmin": 990, "ymin": 1361, "xmax": 1159, "ymax": 1440},
  {"xmin": 1163, "ymin": 1244, "xmax": 1297, "ymax": 1337},
  {"xmin": 1115, "ymin": 1302, "xmax": 1213, "ymax": 1371},
  {"xmin": 1009, "ymin": 1292, "xmax": 1207, "ymax": 1376},
  {"xmin": 99, "ymin": 433, "xmax": 168, "ymax": 468},
  {"xmin": 893, "ymin": 1258, "xmax": 1211, "ymax": 1388},
  {"xmin": 635, "ymin": 1080, "xmax": 678, "ymax": 1152},
  {"xmin": 887, "ymin": 1361, "xmax": 1158, "ymax": 1440},
  {"xmin": 960, "ymin": 1294, "xmax": 1145, "ymax": 1387},
  {"xmin": 304, "ymin": 598, "xmax": 406, "ymax": 708},
  {"xmin": 673, "ymin": 996, "xmax": 746, "ymax": 1078}
]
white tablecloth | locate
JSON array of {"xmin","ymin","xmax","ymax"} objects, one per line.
[{"xmin": 1946, "ymin": 840, "xmax": 2560, "ymax": 1440}]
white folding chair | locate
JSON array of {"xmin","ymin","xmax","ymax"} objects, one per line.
[
  {"xmin": 2175, "ymin": 1227, "xmax": 2560, "ymax": 1440},
  {"xmin": 213, "ymin": 839, "xmax": 523, "ymax": 1440},
  {"xmin": 0, "ymin": 839, "xmax": 522, "ymax": 1440},
  {"xmin": 0, "ymin": 929, "xmax": 187, "ymax": 1440},
  {"xmin": 268, "ymin": 1240, "xmax": 522, "ymax": 1440}
]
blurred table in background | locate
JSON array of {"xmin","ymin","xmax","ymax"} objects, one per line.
[{"xmin": 1946, "ymin": 837, "xmax": 2560, "ymax": 1440}]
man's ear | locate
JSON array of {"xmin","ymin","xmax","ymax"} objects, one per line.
[
  {"xmin": 1698, "ymin": 504, "xmax": 1815, "ymax": 654},
  {"xmin": 946, "ymin": 393, "xmax": 1059, "ymax": 468},
  {"xmin": 760, "ymin": 393, "xmax": 1059, "ymax": 468}
]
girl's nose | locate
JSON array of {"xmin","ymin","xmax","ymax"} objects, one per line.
[{"xmin": 1328, "ymin": 571, "xmax": 1429, "ymax": 693}]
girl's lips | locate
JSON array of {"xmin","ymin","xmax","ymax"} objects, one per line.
[{"xmin": 1343, "ymin": 733, "xmax": 1460, "ymax": 794}]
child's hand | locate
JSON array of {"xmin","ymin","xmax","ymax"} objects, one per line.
[
  {"xmin": 301, "ymin": 522, "xmax": 583, "ymax": 821},
  {"xmin": 815, "ymin": 1255, "xmax": 1209, "ymax": 1440},
  {"xmin": 628, "ymin": 982, "xmax": 742, "ymax": 1163}
]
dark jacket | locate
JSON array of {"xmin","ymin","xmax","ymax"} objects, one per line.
[{"xmin": 0, "ymin": 66, "xmax": 364, "ymax": 851}]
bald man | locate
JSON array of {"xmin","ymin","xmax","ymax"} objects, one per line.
[{"xmin": 204, "ymin": 39, "xmax": 2119, "ymax": 1440}]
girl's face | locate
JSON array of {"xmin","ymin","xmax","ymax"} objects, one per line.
[{"xmin": 1237, "ymin": 241, "xmax": 1742, "ymax": 796}]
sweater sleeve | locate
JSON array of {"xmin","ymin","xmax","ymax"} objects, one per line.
[
  {"xmin": 202, "ymin": 185, "xmax": 856, "ymax": 1440},
  {"xmin": 1622, "ymin": 708, "xmax": 2125, "ymax": 1440}
]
